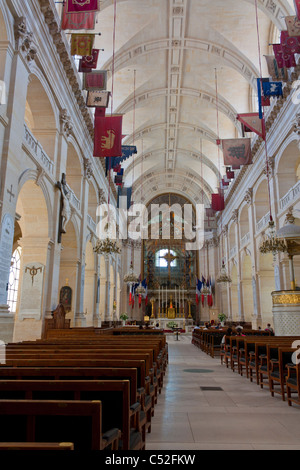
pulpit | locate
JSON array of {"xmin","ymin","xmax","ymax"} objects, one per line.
[{"xmin": 43, "ymin": 303, "xmax": 71, "ymax": 338}]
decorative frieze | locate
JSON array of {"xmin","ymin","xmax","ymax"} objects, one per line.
[{"xmin": 244, "ymin": 188, "xmax": 253, "ymax": 205}]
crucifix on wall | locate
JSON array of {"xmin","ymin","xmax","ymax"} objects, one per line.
[
  {"xmin": 160, "ymin": 249, "xmax": 179, "ymax": 282},
  {"xmin": 56, "ymin": 173, "xmax": 71, "ymax": 243}
]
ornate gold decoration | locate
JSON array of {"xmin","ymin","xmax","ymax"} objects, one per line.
[
  {"xmin": 272, "ymin": 291, "xmax": 300, "ymax": 305},
  {"xmin": 259, "ymin": 219, "xmax": 287, "ymax": 259},
  {"xmin": 93, "ymin": 238, "xmax": 121, "ymax": 255}
]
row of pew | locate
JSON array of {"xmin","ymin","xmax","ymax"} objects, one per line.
[
  {"xmin": 0, "ymin": 328, "xmax": 168, "ymax": 451},
  {"xmin": 192, "ymin": 328, "xmax": 272, "ymax": 359}
]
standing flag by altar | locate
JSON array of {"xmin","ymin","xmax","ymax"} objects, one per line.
[
  {"xmin": 94, "ymin": 114, "xmax": 123, "ymax": 158},
  {"xmin": 66, "ymin": 0, "xmax": 99, "ymax": 14},
  {"xmin": 222, "ymin": 138, "xmax": 252, "ymax": 167},
  {"xmin": 264, "ymin": 55, "xmax": 288, "ymax": 82},
  {"xmin": 237, "ymin": 113, "xmax": 266, "ymax": 140},
  {"xmin": 207, "ymin": 277, "xmax": 213, "ymax": 308},
  {"xmin": 294, "ymin": 0, "xmax": 300, "ymax": 19},
  {"xmin": 201, "ymin": 276, "xmax": 206, "ymax": 307},
  {"xmin": 285, "ymin": 16, "xmax": 300, "ymax": 37},
  {"xmin": 196, "ymin": 278, "xmax": 201, "ymax": 305},
  {"xmin": 70, "ymin": 34, "xmax": 95, "ymax": 56},
  {"xmin": 61, "ymin": 4, "xmax": 96, "ymax": 30},
  {"xmin": 142, "ymin": 279, "xmax": 148, "ymax": 305}
]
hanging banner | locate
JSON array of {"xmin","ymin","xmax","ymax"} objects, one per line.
[
  {"xmin": 280, "ymin": 30, "xmax": 300, "ymax": 54},
  {"xmin": 211, "ymin": 194, "xmax": 225, "ymax": 212},
  {"xmin": 86, "ymin": 91, "xmax": 111, "ymax": 108},
  {"xmin": 285, "ymin": 16, "xmax": 300, "ymax": 37},
  {"xmin": 79, "ymin": 49, "xmax": 100, "ymax": 72},
  {"xmin": 61, "ymin": 5, "xmax": 96, "ymax": 30},
  {"xmin": 66, "ymin": 0, "xmax": 99, "ymax": 13},
  {"xmin": 70, "ymin": 33, "xmax": 95, "ymax": 56},
  {"xmin": 94, "ymin": 114, "xmax": 123, "ymax": 158},
  {"xmin": 273, "ymin": 43, "xmax": 297, "ymax": 68},
  {"xmin": 222, "ymin": 138, "xmax": 252, "ymax": 166},
  {"xmin": 237, "ymin": 113, "xmax": 266, "ymax": 139},
  {"xmin": 82, "ymin": 70, "xmax": 107, "ymax": 91},
  {"xmin": 264, "ymin": 55, "xmax": 288, "ymax": 81},
  {"xmin": 262, "ymin": 80, "xmax": 283, "ymax": 97},
  {"xmin": 95, "ymin": 107, "xmax": 106, "ymax": 117},
  {"xmin": 294, "ymin": 0, "xmax": 300, "ymax": 19}
]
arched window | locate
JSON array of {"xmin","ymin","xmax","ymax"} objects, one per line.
[{"xmin": 7, "ymin": 247, "xmax": 22, "ymax": 313}]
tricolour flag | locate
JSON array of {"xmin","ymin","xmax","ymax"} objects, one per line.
[
  {"xmin": 222, "ymin": 138, "xmax": 252, "ymax": 167},
  {"xmin": 70, "ymin": 33, "xmax": 95, "ymax": 56},
  {"xmin": 196, "ymin": 278, "xmax": 202, "ymax": 305},
  {"xmin": 285, "ymin": 16, "xmax": 300, "ymax": 37},
  {"xmin": 237, "ymin": 113, "xmax": 266, "ymax": 140},
  {"xmin": 94, "ymin": 114, "xmax": 123, "ymax": 158},
  {"xmin": 142, "ymin": 279, "xmax": 148, "ymax": 305},
  {"xmin": 66, "ymin": 0, "xmax": 99, "ymax": 14},
  {"xmin": 61, "ymin": 4, "xmax": 96, "ymax": 30}
]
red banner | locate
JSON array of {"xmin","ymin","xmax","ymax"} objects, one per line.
[
  {"xmin": 66, "ymin": 0, "xmax": 99, "ymax": 14},
  {"xmin": 273, "ymin": 43, "xmax": 296, "ymax": 68},
  {"xmin": 70, "ymin": 34, "xmax": 95, "ymax": 56},
  {"xmin": 94, "ymin": 115, "xmax": 123, "ymax": 158},
  {"xmin": 211, "ymin": 194, "xmax": 225, "ymax": 212},
  {"xmin": 61, "ymin": 4, "xmax": 96, "ymax": 30},
  {"xmin": 79, "ymin": 49, "xmax": 100, "ymax": 72},
  {"xmin": 222, "ymin": 138, "xmax": 252, "ymax": 166},
  {"xmin": 280, "ymin": 30, "xmax": 300, "ymax": 54},
  {"xmin": 82, "ymin": 71, "xmax": 107, "ymax": 91}
]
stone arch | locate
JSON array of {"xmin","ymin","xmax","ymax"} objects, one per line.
[
  {"xmin": 254, "ymin": 178, "xmax": 270, "ymax": 224},
  {"xmin": 239, "ymin": 203, "xmax": 250, "ymax": 240},
  {"xmin": 25, "ymin": 73, "xmax": 58, "ymax": 160},
  {"xmin": 276, "ymin": 138, "xmax": 300, "ymax": 200},
  {"xmin": 88, "ymin": 179, "xmax": 99, "ymax": 223},
  {"xmin": 13, "ymin": 179, "xmax": 50, "ymax": 341}
]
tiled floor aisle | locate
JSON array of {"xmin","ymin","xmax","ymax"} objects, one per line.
[{"xmin": 146, "ymin": 334, "xmax": 300, "ymax": 450}]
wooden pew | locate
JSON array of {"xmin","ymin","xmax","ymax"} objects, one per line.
[
  {"xmin": 0, "ymin": 358, "xmax": 153, "ymax": 430},
  {"xmin": 258, "ymin": 341, "xmax": 299, "ymax": 390},
  {"xmin": 0, "ymin": 442, "xmax": 74, "ymax": 450},
  {"xmin": 269, "ymin": 347, "xmax": 297, "ymax": 402},
  {"xmin": 0, "ymin": 380, "xmax": 142, "ymax": 450},
  {"xmin": 0, "ymin": 400, "xmax": 118, "ymax": 451}
]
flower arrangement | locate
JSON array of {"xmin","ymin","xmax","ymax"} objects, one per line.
[
  {"xmin": 218, "ymin": 313, "xmax": 227, "ymax": 322},
  {"xmin": 167, "ymin": 321, "xmax": 178, "ymax": 329},
  {"xmin": 120, "ymin": 313, "xmax": 129, "ymax": 321}
]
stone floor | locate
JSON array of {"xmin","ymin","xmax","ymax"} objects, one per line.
[{"xmin": 146, "ymin": 334, "xmax": 300, "ymax": 450}]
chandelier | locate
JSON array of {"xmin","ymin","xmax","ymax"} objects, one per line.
[
  {"xmin": 94, "ymin": 237, "xmax": 121, "ymax": 255},
  {"xmin": 216, "ymin": 262, "xmax": 232, "ymax": 284},
  {"xmin": 259, "ymin": 218, "xmax": 287, "ymax": 259},
  {"xmin": 123, "ymin": 261, "xmax": 139, "ymax": 285}
]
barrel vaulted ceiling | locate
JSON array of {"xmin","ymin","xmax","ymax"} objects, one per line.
[{"xmin": 79, "ymin": 0, "xmax": 294, "ymax": 205}]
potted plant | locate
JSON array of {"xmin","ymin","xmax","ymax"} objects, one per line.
[
  {"xmin": 218, "ymin": 313, "xmax": 227, "ymax": 327},
  {"xmin": 120, "ymin": 313, "xmax": 129, "ymax": 326}
]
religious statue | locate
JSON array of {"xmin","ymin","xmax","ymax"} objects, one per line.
[{"xmin": 57, "ymin": 173, "xmax": 71, "ymax": 242}]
